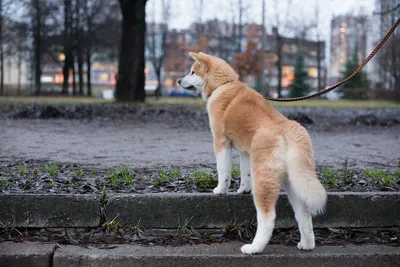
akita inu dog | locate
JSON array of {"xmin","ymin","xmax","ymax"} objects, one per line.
[{"xmin": 178, "ymin": 52, "xmax": 327, "ymax": 255}]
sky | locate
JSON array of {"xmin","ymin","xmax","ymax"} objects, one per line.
[{"xmin": 148, "ymin": 0, "xmax": 376, "ymax": 41}]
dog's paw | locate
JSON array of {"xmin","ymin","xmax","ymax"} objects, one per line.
[
  {"xmin": 213, "ymin": 186, "xmax": 228, "ymax": 195},
  {"xmin": 240, "ymin": 244, "xmax": 263, "ymax": 255},
  {"xmin": 297, "ymin": 240, "xmax": 315, "ymax": 251},
  {"xmin": 237, "ymin": 186, "xmax": 251, "ymax": 194}
]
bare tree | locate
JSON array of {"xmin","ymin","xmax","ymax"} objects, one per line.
[
  {"xmin": 195, "ymin": 0, "xmax": 204, "ymax": 39},
  {"xmin": 62, "ymin": 0, "xmax": 72, "ymax": 95},
  {"xmin": 31, "ymin": 0, "xmax": 43, "ymax": 95},
  {"xmin": 147, "ymin": 0, "xmax": 171, "ymax": 98},
  {"xmin": 0, "ymin": 0, "xmax": 13, "ymax": 95},
  {"xmin": 314, "ymin": 0, "xmax": 324, "ymax": 91},
  {"xmin": 8, "ymin": 22, "xmax": 28, "ymax": 94},
  {"xmin": 374, "ymin": 2, "xmax": 400, "ymax": 100},
  {"xmin": 272, "ymin": 0, "xmax": 292, "ymax": 98},
  {"xmin": 256, "ymin": 0, "xmax": 266, "ymax": 94},
  {"xmin": 237, "ymin": 0, "xmax": 243, "ymax": 52},
  {"xmin": 82, "ymin": 0, "xmax": 114, "ymax": 96},
  {"xmin": 73, "ymin": 0, "xmax": 84, "ymax": 95},
  {"xmin": 116, "ymin": 0, "xmax": 147, "ymax": 102}
]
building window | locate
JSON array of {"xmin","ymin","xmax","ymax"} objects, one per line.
[{"xmin": 307, "ymin": 67, "xmax": 318, "ymax": 78}]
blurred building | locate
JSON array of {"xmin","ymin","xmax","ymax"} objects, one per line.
[
  {"xmin": 370, "ymin": 0, "xmax": 399, "ymax": 89},
  {"xmin": 328, "ymin": 14, "xmax": 368, "ymax": 85},
  {"xmin": 163, "ymin": 21, "xmax": 326, "ymax": 95}
]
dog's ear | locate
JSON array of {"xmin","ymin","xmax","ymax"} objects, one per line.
[{"xmin": 189, "ymin": 52, "xmax": 209, "ymax": 66}]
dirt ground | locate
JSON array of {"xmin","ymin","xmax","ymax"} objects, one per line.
[{"xmin": 1, "ymin": 107, "xmax": 399, "ymax": 170}]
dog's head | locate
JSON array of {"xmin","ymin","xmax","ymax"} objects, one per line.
[{"xmin": 178, "ymin": 52, "xmax": 238, "ymax": 100}]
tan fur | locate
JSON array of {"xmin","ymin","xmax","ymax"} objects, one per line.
[{"xmin": 185, "ymin": 52, "xmax": 327, "ymax": 254}]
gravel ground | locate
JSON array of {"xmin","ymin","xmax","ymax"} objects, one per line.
[
  {"xmin": 0, "ymin": 104, "xmax": 399, "ymax": 171},
  {"xmin": 0, "ymin": 158, "xmax": 399, "ymax": 195}
]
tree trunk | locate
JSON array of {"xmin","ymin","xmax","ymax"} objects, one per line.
[
  {"xmin": 84, "ymin": 0, "xmax": 92, "ymax": 96},
  {"xmin": 317, "ymin": 40, "xmax": 322, "ymax": 92},
  {"xmin": 62, "ymin": 0, "xmax": 71, "ymax": 94},
  {"xmin": 77, "ymin": 46, "xmax": 84, "ymax": 95},
  {"xmin": 86, "ymin": 47, "xmax": 91, "ymax": 96},
  {"xmin": 72, "ymin": 55, "xmax": 76, "ymax": 95},
  {"xmin": 17, "ymin": 52, "xmax": 22, "ymax": 95},
  {"xmin": 33, "ymin": 0, "xmax": 42, "ymax": 95},
  {"xmin": 116, "ymin": 0, "xmax": 147, "ymax": 102},
  {"xmin": 274, "ymin": 27, "xmax": 282, "ymax": 98},
  {"xmin": 155, "ymin": 67, "xmax": 162, "ymax": 98},
  {"xmin": 394, "ymin": 76, "xmax": 400, "ymax": 102}
]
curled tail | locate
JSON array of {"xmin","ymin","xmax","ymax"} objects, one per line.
[{"xmin": 284, "ymin": 122, "xmax": 327, "ymax": 216}]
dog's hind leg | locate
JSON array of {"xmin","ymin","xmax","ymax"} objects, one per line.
[
  {"xmin": 240, "ymin": 135, "xmax": 286, "ymax": 254},
  {"xmin": 283, "ymin": 179, "xmax": 315, "ymax": 250}
]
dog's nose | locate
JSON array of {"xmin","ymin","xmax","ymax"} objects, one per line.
[{"xmin": 177, "ymin": 79, "xmax": 182, "ymax": 85}]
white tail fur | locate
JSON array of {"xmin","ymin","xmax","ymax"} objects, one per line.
[{"xmin": 285, "ymin": 129, "xmax": 327, "ymax": 216}]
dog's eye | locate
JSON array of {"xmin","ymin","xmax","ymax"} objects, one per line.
[{"xmin": 190, "ymin": 71, "xmax": 195, "ymax": 75}]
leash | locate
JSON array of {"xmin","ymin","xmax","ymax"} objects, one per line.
[{"xmin": 265, "ymin": 18, "xmax": 400, "ymax": 102}]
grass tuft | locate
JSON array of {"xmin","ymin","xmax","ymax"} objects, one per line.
[
  {"xmin": 193, "ymin": 169, "xmax": 217, "ymax": 190},
  {"xmin": 106, "ymin": 166, "xmax": 135, "ymax": 186},
  {"xmin": 362, "ymin": 169, "xmax": 399, "ymax": 186},
  {"xmin": 175, "ymin": 214, "xmax": 194, "ymax": 236},
  {"xmin": 44, "ymin": 163, "xmax": 59, "ymax": 176}
]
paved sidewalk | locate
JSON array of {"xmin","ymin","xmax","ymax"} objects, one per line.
[
  {"xmin": 1, "ymin": 119, "xmax": 399, "ymax": 170},
  {"xmin": 1, "ymin": 242, "xmax": 399, "ymax": 267}
]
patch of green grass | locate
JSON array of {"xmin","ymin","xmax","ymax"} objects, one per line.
[
  {"xmin": 193, "ymin": 169, "xmax": 217, "ymax": 190},
  {"xmin": 102, "ymin": 215, "xmax": 121, "ymax": 232},
  {"xmin": 18, "ymin": 166, "xmax": 28, "ymax": 176},
  {"xmin": 154, "ymin": 170, "xmax": 169, "ymax": 187},
  {"xmin": 319, "ymin": 168, "xmax": 354, "ymax": 188},
  {"xmin": 107, "ymin": 167, "xmax": 135, "ymax": 186},
  {"xmin": 175, "ymin": 214, "xmax": 193, "ymax": 236},
  {"xmin": 0, "ymin": 177, "xmax": 11, "ymax": 188},
  {"xmin": 44, "ymin": 163, "xmax": 59, "ymax": 176},
  {"xmin": 362, "ymin": 169, "xmax": 399, "ymax": 186},
  {"xmin": 168, "ymin": 168, "xmax": 181, "ymax": 178},
  {"xmin": 91, "ymin": 169, "xmax": 99, "ymax": 175},
  {"xmin": 231, "ymin": 165, "xmax": 240, "ymax": 178}
]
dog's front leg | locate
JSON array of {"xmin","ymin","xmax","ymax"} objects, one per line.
[
  {"xmin": 237, "ymin": 152, "xmax": 252, "ymax": 194},
  {"xmin": 213, "ymin": 141, "xmax": 232, "ymax": 195}
]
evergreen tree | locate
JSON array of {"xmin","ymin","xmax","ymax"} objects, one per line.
[
  {"xmin": 289, "ymin": 51, "xmax": 309, "ymax": 97},
  {"xmin": 340, "ymin": 48, "xmax": 369, "ymax": 99}
]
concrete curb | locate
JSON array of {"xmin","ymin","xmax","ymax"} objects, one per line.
[
  {"xmin": 107, "ymin": 192, "xmax": 400, "ymax": 229},
  {"xmin": 1, "ymin": 192, "xmax": 399, "ymax": 229},
  {"xmin": 0, "ymin": 242, "xmax": 55, "ymax": 267},
  {"xmin": 52, "ymin": 243, "xmax": 400, "ymax": 267},
  {"xmin": 0, "ymin": 194, "xmax": 100, "ymax": 228}
]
